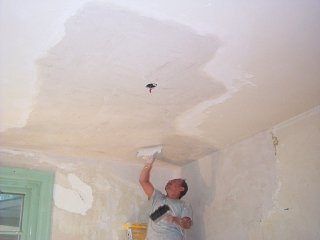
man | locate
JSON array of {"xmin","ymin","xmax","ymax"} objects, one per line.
[{"xmin": 139, "ymin": 155, "xmax": 193, "ymax": 240}]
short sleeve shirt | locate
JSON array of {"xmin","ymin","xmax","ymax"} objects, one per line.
[{"xmin": 146, "ymin": 189, "xmax": 192, "ymax": 240}]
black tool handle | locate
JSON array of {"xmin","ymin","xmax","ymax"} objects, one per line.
[{"xmin": 150, "ymin": 205, "xmax": 170, "ymax": 221}]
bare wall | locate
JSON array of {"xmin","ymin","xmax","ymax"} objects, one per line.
[
  {"xmin": 182, "ymin": 106, "xmax": 320, "ymax": 240},
  {"xmin": 0, "ymin": 150, "xmax": 180, "ymax": 240}
]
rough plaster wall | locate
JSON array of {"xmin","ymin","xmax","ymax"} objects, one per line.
[
  {"xmin": 256, "ymin": 107, "xmax": 320, "ymax": 240},
  {"xmin": 0, "ymin": 150, "xmax": 180, "ymax": 240},
  {"xmin": 182, "ymin": 106, "xmax": 320, "ymax": 240},
  {"xmin": 182, "ymin": 131, "xmax": 277, "ymax": 240}
]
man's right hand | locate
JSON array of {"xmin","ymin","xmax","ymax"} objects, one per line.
[{"xmin": 146, "ymin": 152, "xmax": 157, "ymax": 164}]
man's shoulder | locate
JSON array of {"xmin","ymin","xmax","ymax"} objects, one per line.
[{"xmin": 152, "ymin": 188, "xmax": 165, "ymax": 199}]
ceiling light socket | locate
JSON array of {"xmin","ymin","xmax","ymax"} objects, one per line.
[{"xmin": 145, "ymin": 83, "xmax": 157, "ymax": 93}]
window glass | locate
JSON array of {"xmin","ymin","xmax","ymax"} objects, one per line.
[
  {"xmin": 0, "ymin": 193, "xmax": 24, "ymax": 232},
  {"xmin": 0, "ymin": 167, "xmax": 54, "ymax": 240},
  {"xmin": 0, "ymin": 234, "xmax": 20, "ymax": 240}
]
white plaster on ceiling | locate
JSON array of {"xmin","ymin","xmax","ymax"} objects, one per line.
[
  {"xmin": 1, "ymin": 0, "xmax": 320, "ymax": 165},
  {"xmin": 0, "ymin": 0, "xmax": 91, "ymax": 131}
]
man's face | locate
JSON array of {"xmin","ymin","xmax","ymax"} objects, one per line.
[{"xmin": 165, "ymin": 179, "xmax": 184, "ymax": 199}]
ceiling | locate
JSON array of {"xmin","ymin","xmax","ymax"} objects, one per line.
[{"xmin": 1, "ymin": 0, "xmax": 320, "ymax": 165}]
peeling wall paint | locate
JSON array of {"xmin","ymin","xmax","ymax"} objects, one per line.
[
  {"xmin": 0, "ymin": 149, "xmax": 178, "ymax": 240},
  {"xmin": 54, "ymin": 173, "xmax": 93, "ymax": 215}
]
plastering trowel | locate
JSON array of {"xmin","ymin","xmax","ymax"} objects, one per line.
[{"xmin": 136, "ymin": 145, "xmax": 162, "ymax": 160}]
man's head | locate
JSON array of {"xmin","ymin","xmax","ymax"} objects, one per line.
[{"xmin": 165, "ymin": 178, "xmax": 188, "ymax": 199}]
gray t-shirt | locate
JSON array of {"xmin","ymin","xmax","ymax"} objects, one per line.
[{"xmin": 146, "ymin": 189, "xmax": 192, "ymax": 240}]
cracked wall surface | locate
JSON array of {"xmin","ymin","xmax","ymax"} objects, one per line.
[
  {"xmin": 256, "ymin": 107, "xmax": 320, "ymax": 240},
  {"xmin": 182, "ymin": 106, "xmax": 320, "ymax": 240}
]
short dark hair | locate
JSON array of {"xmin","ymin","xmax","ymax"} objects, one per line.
[{"xmin": 179, "ymin": 180, "xmax": 188, "ymax": 199}]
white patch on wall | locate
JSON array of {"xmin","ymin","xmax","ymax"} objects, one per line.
[{"xmin": 54, "ymin": 173, "xmax": 93, "ymax": 215}]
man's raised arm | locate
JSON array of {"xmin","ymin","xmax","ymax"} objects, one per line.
[{"xmin": 139, "ymin": 156, "xmax": 156, "ymax": 199}]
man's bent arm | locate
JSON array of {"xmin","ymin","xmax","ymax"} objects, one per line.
[{"xmin": 167, "ymin": 216, "xmax": 192, "ymax": 229}]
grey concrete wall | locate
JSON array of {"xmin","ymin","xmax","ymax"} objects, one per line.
[{"xmin": 182, "ymin": 106, "xmax": 320, "ymax": 240}]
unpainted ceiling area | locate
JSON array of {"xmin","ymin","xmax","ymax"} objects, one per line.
[{"xmin": 1, "ymin": 1, "xmax": 320, "ymax": 165}]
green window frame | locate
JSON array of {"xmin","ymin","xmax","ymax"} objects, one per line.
[{"xmin": 0, "ymin": 167, "xmax": 54, "ymax": 240}]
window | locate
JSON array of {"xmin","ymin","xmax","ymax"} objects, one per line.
[{"xmin": 0, "ymin": 167, "xmax": 54, "ymax": 240}]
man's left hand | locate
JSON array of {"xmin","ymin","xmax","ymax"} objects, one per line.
[{"xmin": 165, "ymin": 215, "xmax": 192, "ymax": 229}]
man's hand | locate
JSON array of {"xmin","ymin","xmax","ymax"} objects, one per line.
[
  {"xmin": 165, "ymin": 215, "xmax": 192, "ymax": 229},
  {"xmin": 145, "ymin": 152, "xmax": 158, "ymax": 164},
  {"xmin": 180, "ymin": 217, "xmax": 192, "ymax": 229}
]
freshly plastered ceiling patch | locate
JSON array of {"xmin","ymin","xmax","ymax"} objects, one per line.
[{"xmin": 1, "ymin": 2, "xmax": 223, "ymax": 164}]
